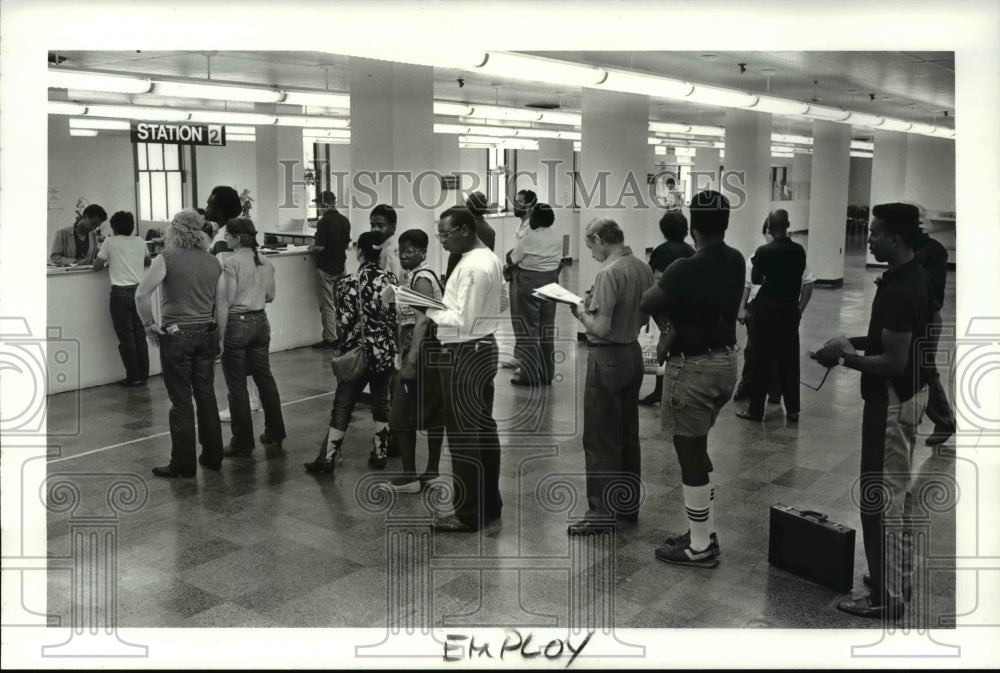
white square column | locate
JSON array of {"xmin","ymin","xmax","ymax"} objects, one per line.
[
  {"xmin": 806, "ymin": 120, "xmax": 851, "ymax": 284},
  {"xmin": 724, "ymin": 108, "xmax": 772, "ymax": 260}
]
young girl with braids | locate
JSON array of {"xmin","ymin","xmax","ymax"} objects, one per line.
[{"xmin": 215, "ymin": 217, "xmax": 287, "ymax": 457}]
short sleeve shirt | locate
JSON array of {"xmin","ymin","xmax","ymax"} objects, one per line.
[
  {"xmin": 584, "ymin": 247, "xmax": 655, "ymax": 344},
  {"xmin": 649, "ymin": 240, "xmax": 696, "ymax": 274},
  {"xmin": 98, "ymin": 235, "xmax": 148, "ymax": 286}
]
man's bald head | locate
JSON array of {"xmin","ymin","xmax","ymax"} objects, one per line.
[{"xmin": 767, "ymin": 209, "xmax": 790, "ymax": 235}]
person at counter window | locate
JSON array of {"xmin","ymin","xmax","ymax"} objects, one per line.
[
  {"xmin": 50, "ymin": 204, "xmax": 107, "ymax": 266},
  {"xmin": 305, "ymin": 231, "xmax": 398, "ymax": 474},
  {"xmin": 508, "ymin": 203, "xmax": 562, "ymax": 387},
  {"xmin": 205, "ymin": 186, "xmax": 243, "ymax": 257},
  {"xmin": 370, "ymin": 203, "xmax": 404, "ymax": 283},
  {"xmin": 309, "ymin": 190, "xmax": 352, "ymax": 350},
  {"xmin": 136, "ymin": 208, "xmax": 224, "ymax": 479},
  {"xmin": 92, "ymin": 210, "xmax": 150, "ymax": 386},
  {"xmin": 446, "ymin": 191, "xmax": 496, "ymax": 280},
  {"xmin": 214, "ymin": 217, "xmax": 286, "ymax": 459},
  {"xmin": 567, "ymin": 218, "xmax": 653, "ymax": 535}
]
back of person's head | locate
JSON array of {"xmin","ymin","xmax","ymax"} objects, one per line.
[
  {"xmin": 82, "ymin": 204, "xmax": 108, "ymax": 223},
  {"xmin": 109, "ymin": 211, "xmax": 135, "ymax": 236},
  {"xmin": 357, "ymin": 230, "xmax": 386, "ymax": 263},
  {"xmin": 767, "ymin": 209, "xmax": 790, "ymax": 232},
  {"xmin": 398, "ymin": 228, "xmax": 429, "ymax": 250},
  {"xmin": 465, "ymin": 191, "xmax": 489, "ymax": 217},
  {"xmin": 659, "ymin": 210, "xmax": 688, "ymax": 242},
  {"xmin": 689, "ymin": 190, "xmax": 730, "ymax": 237},
  {"xmin": 226, "ymin": 216, "xmax": 263, "ymax": 265},
  {"xmin": 872, "ymin": 202, "xmax": 921, "ymax": 247},
  {"xmin": 316, "ymin": 190, "xmax": 337, "ymax": 207},
  {"xmin": 529, "ymin": 203, "xmax": 555, "ymax": 230},
  {"xmin": 210, "ymin": 186, "xmax": 243, "ymax": 221},
  {"xmin": 666, "ymin": 177, "xmax": 676, "ymax": 188},
  {"xmin": 166, "ymin": 208, "xmax": 209, "ymax": 251},
  {"xmin": 518, "ymin": 189, "xmax": 538, "ymax": 207},
  {"xmin": 441, "ymin": 206, "xmax": 476, "ymax": 234},
  {"xmin": 585, "ymin": 218, "xmax": 625, "ymax": 245},
  {"xmin": 371, "ymin": 203, "xmax": 398, "ymax": 226}
]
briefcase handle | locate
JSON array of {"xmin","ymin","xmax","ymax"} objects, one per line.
[{"xmin": 800, "ymin": 510, "xmax": 829, "ymax": 523}]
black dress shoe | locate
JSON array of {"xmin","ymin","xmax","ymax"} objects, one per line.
[
  {"xmin": 259, "ymin": 434, "xmax": 283, "ymax": 450},
  {"xmin": 223, "ymin": 444, "xmax": 254, "ymax": 458},
  {"xmin": 786, "ymin": 412, "xmax": 800, "ymax": 422},
  {"xmin": 926, "ymin": 427, "xmax": 954, "ymax": 446},
  {"xmin": 433, "ymin": 515, "xmax": 476, "ymax": 533},
  {"xmin": 735, "ymin": 409, "xmax": 763, "ymax": 422},
  {"xmin": 198, "ymin": 455, "xmax": 221, "ymax": 471},
  {"xmin": 152, "ymin": 464, "xmax": 195, "ymax": 478},
  {"xmin": 836, "ymin": 594, "xmax": 904, "ymax": 620},
  {"xmin": 862, "ymin": 574, "xmax": 912, "ymax": 602},
  {"xmin": 567, "ymin": 517, "xmax": 616, "ymax": 535},
  {"xmin": 638, "ymin": 391, "xmax": 661, "ymax": 406}
]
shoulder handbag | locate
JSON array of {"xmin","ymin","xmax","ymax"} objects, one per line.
[{"xmin": 330, "ymin": 276, "xmax": 368, "ymax": 382}]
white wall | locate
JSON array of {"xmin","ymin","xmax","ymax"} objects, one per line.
[
  {"xmin": 459, "ymin": 148, "xmax": 487, "ymax": 196},
  {"xmin": 848, "ymin": 156, "xmax": 873, "ymax": 207},
  {"xmin": 903, "ymin": 135, "xmax": 956, "ymax": 213},
  {"xmin": 194, "ymin": 140, "xmax": 256, "ymax": 211},
  {"xmin": 48, "ymin": 119, "xmax": 136, "ymax": 242}
]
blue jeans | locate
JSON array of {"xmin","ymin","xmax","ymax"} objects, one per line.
[
  {"xmin": 159, "ymin": 324, "xmax": 223, "ymax": 472},
  {"xmin": 222, "ymin": 311, "xmax": 286, "ymax": 451},
  {"xmin": 512, "ymin": 268, "xmax": 561, "ymax": 383},
  {"xmin": 109, "ymin": 285, "xmax": 149, "ymax": 382},
  {"xmin": 663, "ymin": 349, "xmax": 737, "ymax": 437}
]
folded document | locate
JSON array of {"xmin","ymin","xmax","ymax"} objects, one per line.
[
  {"xmin": 386, "ymin": 284, "xmax": 448, "ymax": 311},
  {"xmin": 531, "ymin": 283, "xmax": 583, "ymax": 306}
]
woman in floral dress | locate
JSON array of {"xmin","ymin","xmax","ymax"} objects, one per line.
[{"xmin": 305, "ymin": 231, "xmax": 398, "ymax": 473}]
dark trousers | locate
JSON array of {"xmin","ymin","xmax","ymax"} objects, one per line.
[
  {"xmin": 438, "ymin": 335, "xmax": 502, "ymax": 530},
  {"xmin": 747, "ymin": 300, "xmax": 801, "ymax": 416},
  {"xmin": 159, "ymin": 325, "xmax": 223, "ymax": 472},
  {"xmin": 736, "ymin": 304, "xmax": 780, "ymax": 399},
  {"xmin": 923, "ymin": 310, "xmax": 956, "ymax": 433},
  {"xmin": 330, "ymin": 365, "xmax": 393, "ymax": 430},
  {"xmin": 582, "ymin": 342, "xmax": 644, "ymax": 517},
  {"xmin": 221, "ymin": 312, "xmax": 286, "ymax": 451},
  {"xmin": 109, "ymin": 285, "xmax": 149, "ymax": 382},
  {"xmin": 512, "ymin": 268, "xmax": 560, "ymax": 383}
]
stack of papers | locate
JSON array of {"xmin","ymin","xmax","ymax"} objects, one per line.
[
  {"xmin": 531, "ymin": 283, "xmax": 583, "ymax": 306},
  {"xmin": 386, "ymin": 285, "xmax": 448, "ymax": 311}
]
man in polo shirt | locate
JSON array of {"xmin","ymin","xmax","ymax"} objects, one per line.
[
  {"xmin": 735, "ymin": 209, "xmax": 807, "ymax": 423},
  {"xmin": 567, "ymin": 218, "xmax": 654, "ymax": 534},
  {"xmin": 814, "ymin": 202, "xmax": 932, "ymax": 620},
  {"xmin": 50, "ymin": 204, "xmax": 107, "ymax": 266},
  {"xmin": 309, "ymin": 190, "xmax": 352, "ymax": 349},
  {"xmin": 639, "ymin": 190, "xmax": 745, "ymax": 568},
  {"xmin": 415, "ymin": 206, "xmax": 505, "ymax": 533}
]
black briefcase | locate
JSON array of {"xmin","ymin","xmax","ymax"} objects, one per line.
[{"xmin": 768, "ymin": 504, "xmax": 856, "ymax": 593}]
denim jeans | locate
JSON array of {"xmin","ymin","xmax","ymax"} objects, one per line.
[
  {"xmin": 512, "ymin": 268, "xmax": 561, "ymax": 383},
  {"xmin": 663, "ymin": 349, "xmax": 737, "ymax": 437},
  {"xmin": 109, "ymin": 285, "xmax": 149, "ymax": 382},
  {"xmin": 437, "ymin": 335, "xmax": 502, "ymax": 529},
  {"xmin": 159, "ymin": 324, "xmax": 223, "ymax": 472},
  {"xmin": 582, "ymin": 342, "xmax": 644, "ymax": 516},
  {"xmin": 222, "ymin": 312, "xmax": 286, "ymax": 451}
]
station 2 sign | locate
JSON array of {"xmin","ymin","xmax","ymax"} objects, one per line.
[{"xmin": 130, "ymin": 122, "xmax": 226, "ymax": 146}]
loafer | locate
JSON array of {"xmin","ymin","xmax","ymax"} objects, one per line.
[
  {"xmin": 198, "ymin": 455, "xmax": 221, "ymax": 471},
  {"xmin": 862, "ymin": 574, "xmax": 912, "ymax": 602},
  {"xmin": 567, "ymin": 517, "xmax": 616, "ymax": 535},
  {"xmin": 735, "ymin": 409, "xmax": 763, "ymax": 422},
  {"xmin": 433, "ymin": 515, "xmax": 477, "ymax": 533},
  {"xmin": 152, "ymin": 464, "xmax": 195, "ymax": 478},
  {"xmin": 223, "ymin": 444, "xmax": 254, "ymax": 458},
  {"xmin": 638, "ymin": 391, "xmax": 661, "ymax": 406},
  {"xmin": 835, "ymin": 594, "xmax": 904, "ymax": 620},
  {"xmin": 786, "ymin": 412, "xmax": 800, "ymax": 422},
  {"xmin": 259, "ymin": 434, "xmax": 283, "ymax": 450}
]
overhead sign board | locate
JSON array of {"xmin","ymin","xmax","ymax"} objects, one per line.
[{"xmin": 130, "ymin": 122, "xmax": 226, "ymax": 146}]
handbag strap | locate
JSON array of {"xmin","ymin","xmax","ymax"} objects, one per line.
[{"xmin": 410, "ymin": 267, "xmax": 445, "ymax": 294}]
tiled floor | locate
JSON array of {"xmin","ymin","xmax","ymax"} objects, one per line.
[{"xmin": 45, "ymin": 240, "xmax": 956, "ymax": 630}]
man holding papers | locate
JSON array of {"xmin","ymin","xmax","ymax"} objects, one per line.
[
  {"xmin": 413, "ymin": 206, "xmax": 505, "ymax": 533},
  {"xmin": 567, "ymin": 218, "xmax": 654, "ymax": 534}
]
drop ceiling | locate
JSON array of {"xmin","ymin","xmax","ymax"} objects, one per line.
[{"xmin": 51, "ymin": 50, "xmax": 955, "ymax": 139}]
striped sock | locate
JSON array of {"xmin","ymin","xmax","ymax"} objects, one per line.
[
  {"xmin": 683, "ymin": 484, "xmax": 712, "ymax": 552},
  {"xmin": 707, "ymin": 483, "xmax": 716, "ymax": 536}
]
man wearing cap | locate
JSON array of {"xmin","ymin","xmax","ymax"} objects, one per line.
[
  {"xmin": 309, "ymin": 190, "xmax": 352, "ymax": 349},
  {"xmin": 136, "ymin": 208, "xmax": 225, "ymax": 478}
]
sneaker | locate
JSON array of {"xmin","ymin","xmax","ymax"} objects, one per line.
[
  {"xmin": 655, "ymin": 541, "xmax": 719, "ymax": 568},
  {"xmin": 663, "ymin": 530, "xmax": 721, "ymax": 557},
  {"xmin": 379, "ymin": 476, "xmax": 421, "ymax": 493}
]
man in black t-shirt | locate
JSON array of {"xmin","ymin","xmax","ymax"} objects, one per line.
[
  {"xmin": 639, "ymin": 209, "xmax": 696, "ymax": 405},
  {"xmin": 735, "ymin": 209, "xmax": 806, "ymax": 422},
  {"xmin": 309, "ymin": 190, "xmax": 352, "ymax": 349},
  {"xmin": 815, "ymin": 202, "xmax": 932, "ymax": 620},
  {"xmin": 640, "ymin": 190, "xmax": 744, "ymax": 569}
]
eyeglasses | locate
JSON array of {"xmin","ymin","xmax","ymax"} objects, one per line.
[{"xmin": 435, "ymin": 227, "xmax": 460, "ymax": 241}]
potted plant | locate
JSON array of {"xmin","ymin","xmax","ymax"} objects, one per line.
[{"xmin": 239, "ymin": 189, "xmax": 254, "ymax": 217}]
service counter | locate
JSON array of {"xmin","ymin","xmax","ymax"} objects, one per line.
[{"xmin": 46, "ymin": 249, "xmax": 328, "ymax": 394}]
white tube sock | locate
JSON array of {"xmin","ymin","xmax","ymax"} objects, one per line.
[{"xmin": 682, "ymin": 484, "xmax": 712, "ymax": 552}]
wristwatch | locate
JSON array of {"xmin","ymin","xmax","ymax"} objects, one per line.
[{"xmin": 838, "ymin": 353, "xmax": 848, "ymax": 367}]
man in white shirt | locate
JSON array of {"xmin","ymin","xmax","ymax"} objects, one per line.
[{"xmin": 415, "ymin": 206, "xmax": 505, "ymax": 533}]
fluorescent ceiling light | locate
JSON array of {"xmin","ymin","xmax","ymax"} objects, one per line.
[
  {"xmin": 460, "ymin": 135, "xmax": 538, "ymax": 150},
  {"xmin": 468, "ymin": 105, "xmax": 542, "ymax": 123},
  {"xmin": 313, "ymin": 137, "xmax": 350, "ymax": 144},
  {"xmin": 537, "ymin": 111, "xmax": 581, "ymax": 126},
  {"xmin": 687, "ymin": 85, "xmax": 757, "ymax": 108},
  {"xmin": 597, "ymin": 70, "xmax": 692, "ymax": 99},
  {"xmin": 803, "ymin": 105, "xmax": 851, "ymax": 121},
  {"xmin": 909, "ymin": 122, "xmax": 936, "ymax": 135},
  {"xmin": 650, "ymin": 122, "xmax": 691, "ymax": 134},
  {"xmin": 844, "ymin": 112, "xmax": 884, "ymax": 127},
  {"xmin": 879, "ymin": 118, "xmax": 912, "ymax": 132},
  {"xmin": 227, "ymin": 134, "xmax": 256, "ymax": 142},
  {"xmin": 850, "ymin": 140, "xmax": 875, "ymax": 151},
  {"xmin": 434, "ymin": 123, "xmax": 471, "ymax": 134},
  {"xmin": 87, "ymin": 104, "xmax": 190, "ymax": 122},
  {"xmin": 772, "ymin": 133, "xmax": 813, "ymax": 145},
  {"xmin": 648, "ymin": 137, "xmax": 663, "ymax": 145},
  {"xmin": 302, "ymin": 129, "xmax": 351, "ymax": 139},
  {"xmin": 187, "ymin": 111, "xmax": 276, "ymax": 125},
  {"xmin": 686, "ymin": 125, "xmax": 726, "ymax": 137},
  {"xmin": 514, "ymin": 128, "xmax": 581, "ymax": 140},
  {"xmin": 225, "ymin": 125, "xmax": 255, "ymax": 135},
  {"xmin": 153, "ymin": 80, "xmax": 284, "ymax": 103},
  {"xmin": 70, "ymin": 118, "xmax": 130, "ymax": 130},
  {"xmin": 69, "ymin": 129, "xmax": 99, "ymax": 137},
  {"xmin": 282, "ymin": 90, "xmax": 350, "ymax": 108},
  {"xmin": 466, "ymin": 125, "xmax": 518, "ymax": 137},
  {"xmin": 276, "ymin": 115, "xmax": 350, "ymax": 128},
  {"xmin": 674, "ymin": 147, "xmax": 696, "ymax": 157},
  {"xmin": 322, "ymin": 48, "xmax": 484, "ymax": 70},
  {"xmin": 850, "ymin": 151, "xmax": 873, "ymax": 158},
  {"xmin": 49, "ymin": 69, "xmax": 152, "ymax": 94},
  {"xmin": 654, "ymin": 146, "xmax": 667, "ymax": 156},
  {"xmin": 48, "ymin": 101, "xmax": 88, "ymax": 115},
  {"xmin": 434, "ymin": 101, "xmax": 475, "ymax": 117},
  {"xmin": 459, "ymin": 143, "xmax": 494, "ymax": 150},
  {"xmin": 750, "ymin": 96, "xmax": 809, "ymax": 115},
  {"xmin": 477, "ymin": 52, "xmax": 605, "ymax": 87},
  {"xmin": 928, "ymin": 127, "xmax": 955, "ymax": 138}
]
